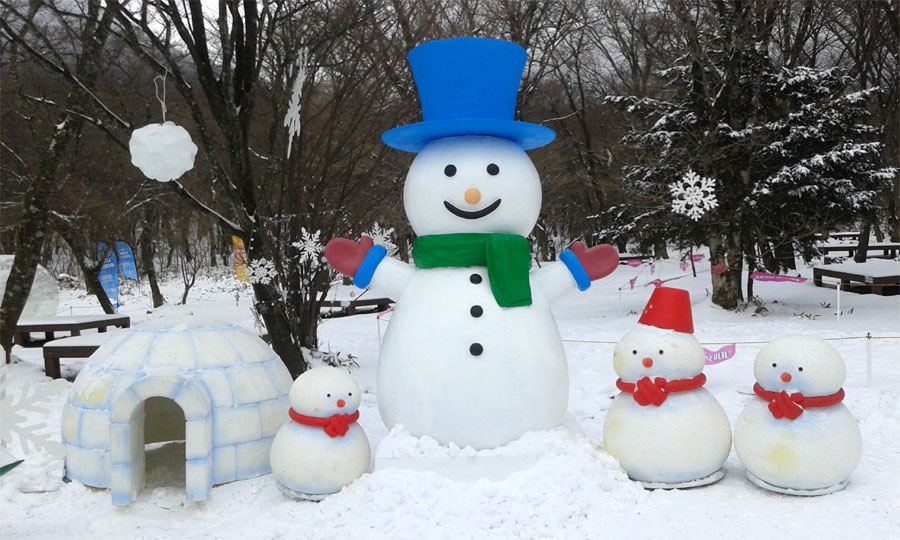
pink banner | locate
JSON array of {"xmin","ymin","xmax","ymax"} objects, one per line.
[
  {"xmin": 627, "ymin": 259, "xmax": 642, "ymax": 267},
  {"xmin": 679, "ymin": 261, "xmax": 689, "ymax": 271},
  {"xmin": 691, "ymin": 254, "xmax": 705, "ymax": 262},
  {"xmin": 704, "ymin": 344, "xmax": 736, "ymax": 365},
  {"xmin": 647, "ymin": 279, "xmax": 664, "ymax": 288},
  {"xmin": 750, "ymin": 272, "xmax": 807, "ymax": 283},
  {"xmin": 629, "ymin": 277, "xmax": 637, "ymax": 290}
]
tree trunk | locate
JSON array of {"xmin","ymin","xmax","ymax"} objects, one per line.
[
  {"xmin": 853, "ymin": 221, "xmax": 871, "ymax": 263},
  {"xmin": 709, "ymin": 231, "xmax": 743, "ymax": 309},
  {"xmin": 53, "ymin": 220, "xmax": 115, "ymax": 314},
  {"xmin": 140, "ymin": 209, "xmax": 165, "ymax": 308},
  {"xmin": 653, "ymin": 239, "xmax": 669, "ymax": 260}
]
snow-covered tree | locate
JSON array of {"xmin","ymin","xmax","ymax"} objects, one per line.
[{"xmin": 604, "ymin": 0, "xmax": 894, "ymax": 308}]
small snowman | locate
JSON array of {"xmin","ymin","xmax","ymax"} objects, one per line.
[
  {"xmin": 269, "ymin": 367, "xmax": 371, "ymax": 500},
  {"xmin": 602, "ymin": 287, "xmax": 731, "ymax": 488},
  {"xmin": 734, "ymin": 335, "xmax": 862, "ymax": 495},
  {"xmin": 324, "ymin": 37, "xmax": 618, "ymax": 450}
]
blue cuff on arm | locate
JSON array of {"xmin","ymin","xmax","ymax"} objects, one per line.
[
  {"xmin": 560, "ymin": 249, "xmax": 591, "ymax": 291},
  {"xmin": 353, "ymin": 245, "xmax": 387, "ymax": 288}
]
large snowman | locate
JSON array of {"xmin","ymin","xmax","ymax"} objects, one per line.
[
  {"xmin": 734, "ymin": 335, "xmax": 862, "ymax": 495},
  {"xmin": 602, "ymin": 287, "xmax": 732, "ymax": 487},
  {"xmin": 325, "ymin": 37, "xmax": 618, "ymax": 449}
]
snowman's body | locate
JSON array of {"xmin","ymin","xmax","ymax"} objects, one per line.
[
  {"xmin": 358, "ymin": 137, "xmax": 600, "ymax": 450},
  {"xmin": 270, "ymin": 422, "xmax": 370, "ymax": 498},
  {"xmin": 269, "ymin": 368, "xmax": 371, "ymax": 499},
  {"xmin": 734, "ymin": 335, "xmax": 861, "ymax": 493},
  {"xmin": 604, "ymin": 387, "xmax": 731, "ymax": 484},
  {"xmin": 734, "ymin": 400, "xmax": 861, "ymax": 491},
  {"xmin": 601, "ymin": 304, "xmax": 731, "ymax": 486},
  {"xmin": 376, "ymin": 266, "xmax": 569, "ymax": 449}
]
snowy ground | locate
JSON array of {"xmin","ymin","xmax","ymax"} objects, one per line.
[{"xmin": 2, "ymin": 255, "xmax": 899, "ymax": 539}]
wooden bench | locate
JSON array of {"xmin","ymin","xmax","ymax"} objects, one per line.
[
  {"xmin": 14, "ymin": 314, "xmax": 131, "ymax": 346},
  {"xmin": 320, "ymin": 298, "xmax": 393, "ymax": 316},
  {"xmin": 817, "ymin": 243, "xmax": 900, "ymax": 260},
  {"xmin": 42, "ymin": 333, "xmax": 118, "ymax": 379},
  {"xmin": 813, "ymin": 264, "xmax": 900, "ymax": 296}
]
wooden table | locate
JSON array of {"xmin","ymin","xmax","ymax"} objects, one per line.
[
  {"xmin": 813, "ymin": 265, "xmax": 900, "ymax": 296},
  {"xmin": 14, "ymin": 314, "xmax": 131, "ymax": 346},
  {"xmin": 41, "ymin": 333, "xmax": 117, "ymax": 379}
]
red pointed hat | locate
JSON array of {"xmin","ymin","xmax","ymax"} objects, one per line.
[{"xmin": 638, "ymin": 287, "xmax": 694, "ymax": 333}]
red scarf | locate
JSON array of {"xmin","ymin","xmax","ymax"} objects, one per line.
[
  {"xmin": 753, "ymin": 383, "xmax": 845, "ymax": 420},
  {"xmin": 616, "ymin": 373, "xmax": 707, "ymax": 406},
  {"xmin": 289, "ymin": 408, "xmax": 360, "ymax": 438}
]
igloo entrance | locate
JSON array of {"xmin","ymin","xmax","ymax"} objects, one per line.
[
  {"xmin": 109, "ymin": 377, "xmax": 213, "ymax": 505},
  {"xmin": 142, "ymin": 397, "xmax": 186, "ymax": 494}
]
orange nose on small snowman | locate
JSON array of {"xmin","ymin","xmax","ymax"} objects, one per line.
[
  {"xmin": 642, "ymin": 357, "xmax": 653, "ymax": 368},
  {"xmin": 780, "ymin": 372, "xmax": 792, "ymax": 383},
  {"xmin": 465, "ymin": 188, "xmax": 481, "ymax": 205},
  {"xmin": 337, "ymin": 399, "xmax": 346, "ymax": 408}
]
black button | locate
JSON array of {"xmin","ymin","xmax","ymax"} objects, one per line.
[
  {"xmin": 470, "ymin": 343, "xmax": 483, "ymax": 356},
  {"xmin": 470, "ymin": 305, "xmax": 483, "ymax": 318},
  {"xmin": 470, "ymin": 273, "xmax": 482, "ymax": 284}
]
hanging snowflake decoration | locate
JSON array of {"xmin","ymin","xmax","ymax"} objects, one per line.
[
  {"xmin": 246, "ymin": 258, "xmax": 278, "ymax": 285},
  {"xmin": 669, "ymin": 170, "xmax": 719, "ymax": 221},
  {"xmin": 0, "ymin": 368, "xmax": 66, "ymax": 459},
  {"xmin": 292, "ymin": 227, "xmax": 324, "ymax": 267},
  {"xmin": 284, "ymin": 48, "xmax": 308, "ymax": 159},
  {"xmin": 367, "ymin": 222, "xmax": 397, "ymax": 255}
]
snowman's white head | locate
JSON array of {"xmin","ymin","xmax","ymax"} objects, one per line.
[
  {"xmin": 403, "ymin": 136, "xmax": 542, "ymax": 236},
  {"xmin": 754, "ymin": 335, "xmax": 845, "ymax": 396},
  {"xmin": 289, "ymin": 366, "xmax": 362, "ymax": 417},
  {"xmin": 613, "ymin": 326, "xmax": 705, "ymax": 382}
]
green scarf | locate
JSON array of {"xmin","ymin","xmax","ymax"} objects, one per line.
[{"xmin": 412, "ymin": 233, "xmax": 532, "ymax": 307}]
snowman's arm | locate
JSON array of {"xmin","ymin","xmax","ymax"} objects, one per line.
[
  {"xmin": 352, "ymin": 246, "xmax": 415, "ymax": 300},
  {"xmin": 532, "ymin": 250, "xmax": 591, "ymax": 305}
]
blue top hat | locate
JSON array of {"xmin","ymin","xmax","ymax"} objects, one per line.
[{"xmin": 381, "ymin": 37, "xmax": 555, "ymax": 153}]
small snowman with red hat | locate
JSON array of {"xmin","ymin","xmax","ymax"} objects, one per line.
[
  {"xmin": 269, "ymin": 367, "xmax": 370, "ymax": 500},
  {"xmin": 734, "ymin": 335, "xmax": 862, "ymax": 495},
  {"xmin": 602, "ymin": 287, "xmax": 731, "ymax": 488}
]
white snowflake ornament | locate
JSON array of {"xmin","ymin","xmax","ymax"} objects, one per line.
[
  {"xmin": 293, "ymin": 228, "xmax": 323, "ymax": 266},
  {"xmin": 670, "ymin": 170, "xmax": 719, "ymax": 221},
  {"xmin": 367, "ymin": 222, "xmax": 397, "ymax": 255},
  {"xmin": 247, "ymin": 258, "xmax": 278, "ymax": 285},
  {"xmin": 129, "ymin": 121, "xmax": 198, "ymax": 182}
]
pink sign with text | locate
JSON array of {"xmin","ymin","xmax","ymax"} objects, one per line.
[
  {"xmin": 704, "ymin": 344, "xmax": 736, "ymax": 365},
  {"xmin": 750, "ymin": 272, "xmax": 807, "ymax": 283}
]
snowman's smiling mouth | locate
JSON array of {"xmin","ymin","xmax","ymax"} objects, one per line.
[{"xmin": 443, "ymin": 199, "xmax": 502, "ymax": 219}]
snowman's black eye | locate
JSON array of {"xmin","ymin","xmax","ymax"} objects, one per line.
[
  {"xmin": 798, "ymin": 367, "xmax": 803, "ymax": 372},
  {"xmin": 659, "ymin": 349, "xmax": 664, "ymax": 355},
  {"xmin": 444, "ymin": 164, "xmax": 457, "ymax": 177},
  {"xmin": 632, "ymin": 350, "xmax": 638, "ymax": 355},
  {"xmin": 348, "ymin": 392, "xmax": 353, "ymax": 396},
  {"xmin": 486, "ymin": 163, "xmax": 500, "ymax": 175},
  {"xmin": 326, "ymin": 393, "xmax": 331, "ymax": 397},
  {"xmin": 772, "ymin": 363, "xmax": 777, "ymax": 368}
]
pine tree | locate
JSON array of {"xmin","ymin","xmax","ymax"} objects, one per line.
[{"xmin": 604, "ymin": 3, "xmax": 894, "ymax": 309}]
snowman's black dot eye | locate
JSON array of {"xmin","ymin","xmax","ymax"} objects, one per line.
[
  {"xmin": 772, "ymin": 363, "xmax": 777, "ymax": 368},
  {"xmin": 444, "ymin": 164, "xmax": 456, "ymax": 177},
  {"xmin": 348, "ymin": 392, "xmax": 353, "ymax": 396},
  {"xmin": 659, "ymin": 349, "xmax": 664, "ymax": 355},
  {"xmin": 798, "ymin": 367, "xmax": 803, "ymax": 372},
  {"xmin": 326, "ymin": 393, "xmax": 331, "ymax": 397},
  {"xmin": 486, "ymin": 163, "xmax": 500, "ymax": 175},
  {"xmin": 632, "ymin": 350, "xmax": 638, "ymax": 355}
]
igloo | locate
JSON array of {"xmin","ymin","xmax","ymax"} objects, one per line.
[{"xmin": 61, "ymin": 317, "xmax": 292, "ymax": 504}]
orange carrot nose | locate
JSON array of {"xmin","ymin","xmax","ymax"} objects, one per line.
[
  {"xmin": 780, "ymin": 372, "xmax": 792, "ymax": 383},
  {"xmin": 337, "ymin": 399, "xmax": 346, "ymax": 408},
  {"xmin": 642, "ymin": 357, "xmax": 653, "ymax": 368},
  {"xmin": 465, "ymin": 188, "xmax": 481, "ymax": 204}
]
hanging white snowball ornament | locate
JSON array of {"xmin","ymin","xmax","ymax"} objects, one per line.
[{"xmin": 129, "ymin": 121, "xmax": 197, "ymax": 182}]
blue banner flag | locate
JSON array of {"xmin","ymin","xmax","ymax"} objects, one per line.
[
  {"xmin": 115, "ymin": 241, "xmax": 138, "ymax": 280},
  {"xmin": 97, "ymin": 242, "xmax": 119, "ymax": 310}
]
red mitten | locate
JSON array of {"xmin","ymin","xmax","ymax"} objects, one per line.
[
  {"xmin": 570, "ymin": 242, "xmax": 619, "ymax": 280},
  {"xmin": 325, "ymin": 236, "xmax": 374, "ymax": 277}
]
